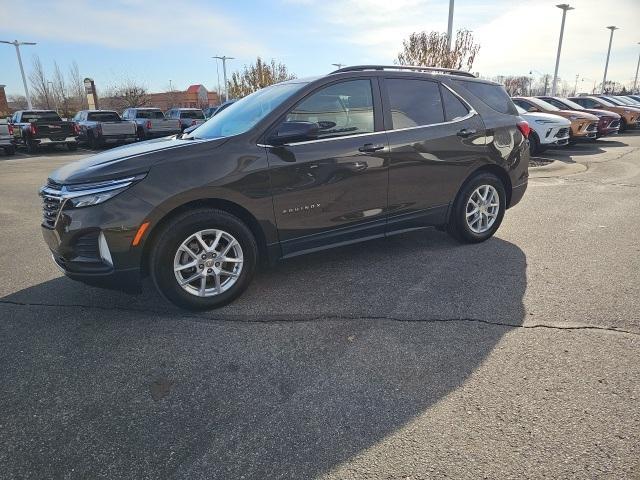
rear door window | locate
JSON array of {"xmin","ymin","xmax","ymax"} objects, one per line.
[
  {"xmin": 386, "ymin": 79, "xmax": 444, "ymax": 129},
  {"xmin": 180, "ymin": 110, "xmax": 205, "ymax": 119},
  {"xmin": 441, "ymin": 86, "xmax": 470, "ymax": 121}
]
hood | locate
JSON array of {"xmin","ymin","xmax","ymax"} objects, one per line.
[
  {"xmin": 581, "ymin": 108, "xmax": 621, "ymax": 119},
  {"xmin": 521, "ymin": 111, "xmax": 571, "ymax": 126},
  {"xmin": 49, "ymin": 136, "xmax": 227, "ymax": 185},
  {"xmin": 554, "ymin": 109, "xmax": 600, "ymax": 121}
]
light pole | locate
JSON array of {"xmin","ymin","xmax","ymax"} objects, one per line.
[
  {"xmin": 447, "ymin": 0, "xmax": 455, "ymax": 51},
  {"xmin": 0, "ymin": 39, "xmax": 37, "ymax": 109},
  {"xmin": 573, "ymin": 74, "xmax": 579, "ymax": 96},
  {"xmin": 213, "ymin": 55, "xmax": 234, "ymax": 102},
  {"xmin": 633, "ymin": 42, "xmax": 640, "ymax": 93},
  {"xmin": 332, "ymin": 63, "xmax": 345, "ymax": 69},
  {"xmin": 551, "ymin": 4, "xmax": 573, "ymax": 96},
  {"xmin": 601, "ymin": 26, "xmax": 618, "ymax": 93}
]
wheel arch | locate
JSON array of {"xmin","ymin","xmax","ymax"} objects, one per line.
[
  {"xmin": 455, "ymin": 164, "xmax": 513, "ymax": 211},
  {"xmin": 140, "ymin": 197, "xmax": 271, "ymax": 276}
]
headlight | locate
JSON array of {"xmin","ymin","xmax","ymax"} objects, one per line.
[
  {"xmin": 535, "ymin": 119, "xmax": 555, "ymax": 124},
  {"xmin": 60, "ymin": 174, "xmax": 145, "ymax": 208},
  {"xmin": 569, "ymin": 115, "xmax": 579, "ymax": 120}
]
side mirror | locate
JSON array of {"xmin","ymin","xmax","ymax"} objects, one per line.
[{"xmin": 269, "ymin": 121, "xmax": 319, "ymax": 145}]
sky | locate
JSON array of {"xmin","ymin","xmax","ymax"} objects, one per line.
[{"xmin": 1, "ymin": 0, "xmax": 639, "ymax": 97}]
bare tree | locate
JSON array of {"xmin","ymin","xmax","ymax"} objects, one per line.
[
  {"xmin": 29, "ymin": 55, "xmax": 52, "ymax": 109},
  {"xmin": 101, "ymin": 79, "xmax": 149, "ymax": 110},
  {"xmin": 68, "ymin": 62, "xmax": 88, "ymax": 111},
  {"xmin": 7, "ymin": 94, "xmax": 28, "ymax": 111},
  {"xmin": 396, "ymin": 29, "xmax": 480, "ymax": 71},
  {"xmin": 503, "ymin": 76, "xmax": 530, "ymax": 96},
  {"xmin": 227, "ymin": 57, "xmax": 296, "ymax": 99},
  {"xmin": 164, "ymin": 83, "xmax": 181, "ymax": 109}
]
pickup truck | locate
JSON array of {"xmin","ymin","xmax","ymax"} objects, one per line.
[
  {"xmin": 165, "ymin": 108, "xmax": 206, "ymax": 131},
  {"xmin": 10, "ymin": 110, "xmax": 79, "ymax": 153},
  {"xmin": 73, "ymin": 110, "xmax": 137, "ymax": 149},
  {"xmin": 0, "ymin": 121, "xmax": 16, "ymax": 155},
  {"xmin": 121, "ymin": 107, "xmax": 181, "ymax": 140}
]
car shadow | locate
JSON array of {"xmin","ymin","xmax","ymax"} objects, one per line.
[{"xmin": 1, "ymin": 229, "xmax": 527, "ymax": 479}]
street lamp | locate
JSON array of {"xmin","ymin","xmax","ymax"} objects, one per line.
[
  {"xmin": 0, "ymin": 39, "xmax": 37, "ymax": 109},
  {"xmin": 446, "ymin": 0, "xmax": 455, "ymax": 51},
  {"xmin": 601, "ymin": 26, "xmax": 618, "ymax": 93},
  {"xmin": 331, "ymin": 63, "xmax": 346, "ymax": 69},
  {"xmin": 633, "ymin": 42, "xmax": 640, "ymax": 93},
  {"xmin": 212, "ymin": 55, "xmax": 234, "ymax": 103},
  {"xmin": 551, "ymin": 4, "xmax": 574, "ymax": 96}
]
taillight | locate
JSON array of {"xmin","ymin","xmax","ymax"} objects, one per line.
[
  {"xmin": 516, "ymin": 120, "xmax": 530, "ymax": 139},
  {"xmin": 8, "ymin": 124, "xmax": 13, "ymax": 136},
  {"xmin": 73, "ymin": 123, "xmax": 80, "ymax": 135},
  {"xmin": 29, "ymin": 123, "xmax": 37, "ymax": 136},
  {"xmin": 146, "ymin": 120, "xmax": 152, "ymax": 129}
]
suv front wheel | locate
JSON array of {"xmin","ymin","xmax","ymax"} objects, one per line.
[
  {"xmin": 447, "ymin": 172, "xmax": 506, "ymax": 243},
  {"xmin": 150, "ymin": 209, "xmax": 258, "ymax": 310}
]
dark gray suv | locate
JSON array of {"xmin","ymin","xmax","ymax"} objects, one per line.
[{"xmin": 40, "ymin": 65, "xmax": 530, "ymax": 310}]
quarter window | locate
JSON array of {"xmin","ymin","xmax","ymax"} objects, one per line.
[
  {"xmin": 386, "ymin": 79, "xmax": 444, "ymax": 129},
  {"xmin": 286, "ymin": 79, "xmax": 374, "ymax": 139},
  {"xmin": 441, "ymin": 86, "xmax": 469, "ymax": 121}
]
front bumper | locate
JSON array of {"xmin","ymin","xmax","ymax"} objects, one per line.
[{"xmin": 40, "ymin": 190, "xmax": 154, "ymax": 293}]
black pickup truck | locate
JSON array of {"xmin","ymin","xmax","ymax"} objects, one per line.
[{"xmin": 10, "ymin": 110, "xmax": 79, "ymax": 153}]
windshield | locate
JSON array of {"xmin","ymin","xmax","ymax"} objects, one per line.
[
  {"xmin": 557, "ymin": 98, "xmax": 585, "ymax": 110},
  {"xmin": 529, "ymin": 98, "xmax": 560, "ymax": 111},
  {"xmin": 21, "ymin": 111, "xmax": 62, "ymax": 122},
  {"xmin": 88, "ymin": 112, "xmax": 121, "ymax": 122},
  {"xmin": 190, "ymin": 82, "xmax": 306, "ymax": 139},
  {"xmin": 181, "ymin": 110, "xmax": 205, "ymax": 119},
  {"xmin": 136, "ymin": 110, "xmax": 165, "ymax": 119},
  {"xmin": 601, "ymin": 96, "xmax": 625, "ymax": 106}
]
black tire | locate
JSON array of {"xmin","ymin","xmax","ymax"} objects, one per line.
[
  {"xmin": 619, "ymin": 118, "xmax": 627, "ymax": 133},
  {"xmin": 528, "ymin": 131, "xmax": 541, "ymax": 156},
  {"xmin": 447, "ymin": 172, "xmax": 507, "ymax": 244},
  {"xmin": 26, "ymin": 138, "xmax": 38, "ymax": 154},
  {"xmin": 150, "ymin": 209, "xmax": 258, "ymax": 310},
  {"xmin": 87, "ymin": 132, "xmax": 99, "ymax": 150},
  {"xmin": 4, "ymin": 146, "xmax": 16, "ymax": 156},
  {"xmin": 67, "ymin": 142, "xmax": 78, "ymax": 151}
]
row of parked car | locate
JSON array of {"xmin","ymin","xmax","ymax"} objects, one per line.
[
  {"xmin": 511, "ymin": 94, "xmax": 640, "ymax": 154},
  {"xmin": 0, "ymin": 101, "xmax": 237, "ymax": 154}
]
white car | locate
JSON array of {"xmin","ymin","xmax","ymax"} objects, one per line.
[{"xmin": 516, "ymin": 105, "xmax": 570, "ymax": 155}]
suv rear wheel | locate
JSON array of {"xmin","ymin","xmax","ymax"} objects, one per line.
[
  {"xmin": 447, "ymin": 172, "xmax": 506, "ymax": 243},
  {"xmin": 150, "ymin": 209, "xmax": 258, "ymax": 310}
]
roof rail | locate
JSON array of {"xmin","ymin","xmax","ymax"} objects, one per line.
[{"xmin": 330, "ymin": 65, "xmax": 476, "ymax": 78}]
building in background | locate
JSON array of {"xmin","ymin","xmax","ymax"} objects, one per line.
[
  {"xmin": 0, "ymin": 85, "xmax": 9, "ymax": 117},
  {"xmin": 146, "ymin": 84, "xmax": 220, "ymax": 111}
]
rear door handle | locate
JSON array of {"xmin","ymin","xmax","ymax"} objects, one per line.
[
  {"xmin": 358, "ymin": 143, "xmax": 385, "ymax": 153},
  {"xmin": 456, "ymin": 128, "xmax": 477, "ymax": 138}
]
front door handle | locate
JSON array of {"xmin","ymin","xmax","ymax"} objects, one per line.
[
  {"xmin": 456, "ymin": 128, "xmax": 477, "ymax": 138},
  {"xmin": 358, "ymin": 143, "xmax": 385, "ymax": 153}
]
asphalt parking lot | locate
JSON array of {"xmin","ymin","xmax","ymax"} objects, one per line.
[{"xmin": 1, "ymin": 136, "xmax": 639, "ymax": 479}]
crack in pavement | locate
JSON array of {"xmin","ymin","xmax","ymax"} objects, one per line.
[{"xmin": 1, "ymin": 299, "xmax": 638, "ymax": 336}]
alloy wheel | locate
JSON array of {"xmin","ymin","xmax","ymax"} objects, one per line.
[
  {"xmin": 173, "ymin": 229, "xmax": 244, "ymax": 297},
  {"xmin": 465, "ymin": 184, "xmax": 500, "ymax": 234}
]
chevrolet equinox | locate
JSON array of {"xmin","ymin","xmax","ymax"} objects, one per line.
[{"xmin": 40, "ymin": 66, "xmax": 529, "ymax": 310}]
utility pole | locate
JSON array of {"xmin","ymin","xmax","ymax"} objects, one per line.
[
  {"xmin": 601, "ymin": 26, "xmax": 618, "ymax": 93},
  {"xmin": 447, "ymin": 0, "xmax": 455, "ymax": 51},
  {"xmin": 551, "ymin": 4, "xmax": 573, "ymax": 96},
  {"xmin": 633, "ymin": 42, "xmax": 640, "ymax": 93},
  {"xmin": 213, "ymin": 55, "xmax": 234, "ymax": 102},
  {"xmin": 0, "ymin": 39, "xmax": 37, "ymax": 109}
]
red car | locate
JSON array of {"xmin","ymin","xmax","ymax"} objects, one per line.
[{"xmin": 537, "ymin": 96, "xmax": 621, "ymax": 138}]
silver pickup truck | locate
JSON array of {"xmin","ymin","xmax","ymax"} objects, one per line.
[
  {"xmin": 0, "ymin": 121, "xmax": 16, "ymax": 155},
  {"xmin": 121, "ymin": 108, "xmax": 181, "ymax": 140},
  {"xmin": 73, "ymin": 110, "xmax": 137, "ymax": 149}
]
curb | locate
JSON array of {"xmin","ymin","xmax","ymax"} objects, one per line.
[{"xmin": 529, "ymin": 160, "xmax": 587, "ymax": 178}]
